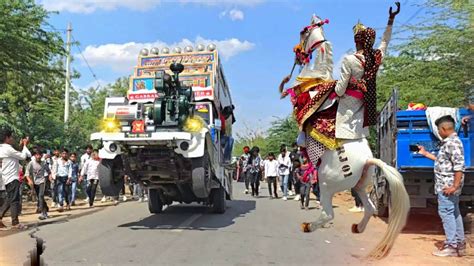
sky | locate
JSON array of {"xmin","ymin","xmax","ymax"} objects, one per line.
[{"xmin": 38, "ymin": 0, "xmax": 424, "ymax": 135}]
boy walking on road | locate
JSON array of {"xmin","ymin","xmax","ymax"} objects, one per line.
[
  {"xmin": 26, "ymin": 149, "xmax": 51, "ymax": 220},
  {"xmin": 80, "ymin": 151, "xmax": 101, "ymax": 207},
  {"xmin": 53, "ymin": 149, "xmax": 72, "ymax": 212},
  {"xmin": 263, "ymin": 153, "xmax": 279, "ymax": 199},
  {"xmin": 419, "ymin": 115, "xmax": 466, "ymax": 257}
]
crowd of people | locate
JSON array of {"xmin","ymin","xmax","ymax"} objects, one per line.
[
  {"xmin": 236, "ymin": 143, "xmax": 322, "ymax": 210},
  {"xmin": 0, "ymin": 126, "xmax": 147, "ymax": 230}
]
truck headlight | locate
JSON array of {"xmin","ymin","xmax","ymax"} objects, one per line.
[
  {"xmin": 183, "ymin": 116, "xmax": 205, "ymax": 133},
  {"xmin": 102, "ymin": 118, "xmax": 120, "ymax": 133}
]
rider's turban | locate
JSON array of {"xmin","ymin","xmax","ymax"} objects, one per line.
[{"xmin": 353, "ymin": 21, "xmax": 376, "ymax": 49}]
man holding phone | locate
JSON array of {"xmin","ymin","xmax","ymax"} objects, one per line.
[
  {"xmin": 0, "ymin": 126, "xmax": 31, "ymax": 230},
  {"xmin": 418, "ymin": 115, "xmax": 466, "ymax": 257}
]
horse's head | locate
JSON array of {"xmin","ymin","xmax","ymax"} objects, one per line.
[
  {"xmin": 300, "ymin": 15, "xmax": 328, "ymax": 57},
  {"xmin": 295, "ymin": 14, "xmax": 333, "ymax": 81},
  {"xmin": 280, "ymin": 13, "xmax": 333, "ymax": 96}
]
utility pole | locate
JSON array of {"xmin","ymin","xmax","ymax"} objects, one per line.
[{"xmin": 64, "ymin": 22, "xmax": 72, "ymax": 124}]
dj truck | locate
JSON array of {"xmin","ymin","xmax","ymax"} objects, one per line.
[{"xmin": 91, "ymin": 44, "xmax": 236, "ymax": 214}]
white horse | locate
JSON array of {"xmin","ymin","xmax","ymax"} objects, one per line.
[{"xmin": 283, "ymin": 15, "xmax": 410, "ymax": 259}]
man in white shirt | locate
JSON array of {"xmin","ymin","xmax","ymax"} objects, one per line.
[
  {"xmin": 50, "ymin": 149, "xmax": 60, "ymax": 208},
  {"xmin": 52, "ymin": 149, "xmax": 71, "ymax": 212},
  {"xmin": 79, "ymin": 150, "xmax": 100, "ymax": 207},
  {"xmin": 263, "ymin": 153, "xmax": 279, "ymax": 199},
  {"xmin": 80, "ymin": 144, "xmax": 93, "ymax": 202},
  {"xmin": 0, "ymin": 127, "xmax": 31, "ymax": 230},
  {"xmin": 277, "ymin": 147, "xmax": 292, "ymax": 200}
]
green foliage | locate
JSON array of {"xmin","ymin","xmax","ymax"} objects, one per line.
[
  {"xmin": 0, "ymin": 0, "xmax": 65, "ymax": 75},
  {"xmin": 0, "ymin": 0, "xmax": 66, "ymax": 149},
  {"xmin": 265, "ymin": 117, "xmax": 299, "ymax": 154},
  {"xmin": 74, "ymin": 77, "xmax": 129, "ymax": 137},
  {"xmin": 378, "ymin": 0, "xmax": 473, "ymax": 109},
  {"xmin": 0, "ymin": 0, "xmax": 130, "ymax": 151}
]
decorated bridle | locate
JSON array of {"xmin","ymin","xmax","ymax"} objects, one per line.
[
  {"xmin": 279, "ymin": 17, "xmax": 330, "ymax": 97},
  {"xmin": 294, "ymin": 19, "xmax": 329, "ymax": 65}
]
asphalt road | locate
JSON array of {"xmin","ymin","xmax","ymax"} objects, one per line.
[{"xmin": 1, "ymin": 183, "xmax": 392, "ymax": 266}]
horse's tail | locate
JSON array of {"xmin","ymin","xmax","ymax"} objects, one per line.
[{"xmin": 366, "ymin": 158, "xmax": 410, "ymax": 259}]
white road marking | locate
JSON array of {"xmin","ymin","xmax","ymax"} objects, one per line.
[{"xmin": 170, "ymin": 214, "xmax": 202, "ymax": 232}]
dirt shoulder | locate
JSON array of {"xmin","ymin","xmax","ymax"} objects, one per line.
[{"xmin": 332, "ymin": 191, "xmax": 473, "ymax": 265}]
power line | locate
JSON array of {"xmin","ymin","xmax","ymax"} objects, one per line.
[
  {"xmin": 71, "ymin": 34, "xmax": 102, "ymax": 89},
  {"xmin": 43, "ymin": 23, "xmax": 67, "ymax": 33}
]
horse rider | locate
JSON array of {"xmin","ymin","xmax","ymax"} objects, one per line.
[{"xmin": 305, "ymin": 2, "xmax": 401, "ymax": 163}]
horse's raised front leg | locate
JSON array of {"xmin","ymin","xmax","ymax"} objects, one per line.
[{"xmin": 301, "ymin": 190, "xmax": 334, "ymax": 232}]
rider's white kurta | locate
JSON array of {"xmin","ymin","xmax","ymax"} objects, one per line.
[{"xmin": 334, "ymin": 25, "xmax": 392, "ymax": 140}]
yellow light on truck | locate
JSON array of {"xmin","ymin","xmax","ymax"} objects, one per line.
[
  {"xmin": 183, "ymin": 116, "xmax": 205, "ymax": 133},
  {"xmin": 101, "ymin": 118, "xmax": 120, "ymax": 133}
]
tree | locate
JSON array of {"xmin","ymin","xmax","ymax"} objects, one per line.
[
  {"xmin": 265, "ymin": 116, "xmax": 299, "ymax": 154},
  {"xmin": 233, "ymin": 121, "xmax": 267, "ymax": 156},
  {"xmin": 378, "ymin": 0, "xmax": 473, "ymax": 109},
  {"xmin": 66, "ymin": 77, "xmax": 130, "ymax": 149},
  {"xmin": 0, "ymin": 0, "xmax": 70, "ymax": 151}
]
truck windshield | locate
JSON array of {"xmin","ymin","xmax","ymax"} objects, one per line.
[{"xmin": 194, "ymin": 103, "xmax": 211, "ymax": 125}]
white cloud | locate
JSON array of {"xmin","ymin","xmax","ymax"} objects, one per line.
[
  {"xmin": 39, "ymin": 0, "xmax": 264, "ymax": 14},
  {"xmin": 220, "ymin": 8, "xmax": 245, "ymax": 21},
  {"xmin": 229, "ymin": 9, "xmax": 244, "ymax": 21},
  {"xmin": 38, "ymin": 0, "xmax": 161, "ymax": 14},
  {"xmin": 76, "ymin": 37, "xmax": 255, "ymax": 73}
]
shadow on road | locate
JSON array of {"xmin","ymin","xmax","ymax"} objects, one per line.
[
  {"xmin": 118, "ymin": 200, "xmax": 256, "ymax": 231},
  {"xmin": 401, "ymin": 212, "xmax": 444, "ymax": 235},
  {"xmin": 376, "ymin": 209, "xmax": 445, "ymax": 235}
]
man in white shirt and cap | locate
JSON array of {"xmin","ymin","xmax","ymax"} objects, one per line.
[{"xmin": 0, "ymin": 126, "xmax": 31, "ymax": 230}]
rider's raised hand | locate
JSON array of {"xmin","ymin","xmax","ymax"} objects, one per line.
[{"xmin": 389, "ymin": 2, "xmax": 401, "ymax": 18}]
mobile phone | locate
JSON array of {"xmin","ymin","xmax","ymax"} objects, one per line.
[{"xmin": 409, "ymin": 144, "xmax": 420, "ymax": 152}]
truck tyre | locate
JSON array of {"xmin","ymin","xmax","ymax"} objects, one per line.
[
  {"xmin": 369, "ymin": 187, "xmax": 389, "ymax": 218},
  {"xmin": 211, "ymin": 186, "xmax": 226, "ymax": 214},
  {"xmin": 191, "ymin": 151, "xmax": 211, "ymax": 198},
  {"xmin": 98, "ymin": 158, "xmax": 124, "ymax": 196},
  {"xmin": 148, "ymin": 189, "xmax": 163, "ymax": 214},
  {"xmin": 377, "ymin": 195, "xmax": 389, "ymax": 218}
]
